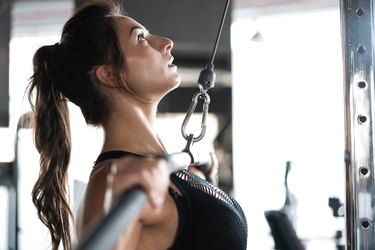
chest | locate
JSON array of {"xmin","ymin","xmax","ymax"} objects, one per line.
[{"xmin": 169, "ymin": 170, "xmax": 248, "ymax": 250}]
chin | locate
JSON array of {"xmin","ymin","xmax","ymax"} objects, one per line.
[
  {"xmin": 170, "ymin": 81, "xmax": 181, "ymax": 93},
  {"xmin": 174, "ymin": 77, "xmax": 182, "ymax": 87},
  {"xmin": 157, "ymin": 80, "xmax": 180, "ymax": 99},
  {"xmin": 166, "ymin": 83, "xmax": 179, "ymax": 94},
  {"xmin": 167, "ymin": 74, "xmax": 181, "ymax": 89}
]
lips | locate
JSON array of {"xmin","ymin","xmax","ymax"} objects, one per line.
[{"xmin": 167, "ymin": 57, "xmax": 176, "ymax": 67}]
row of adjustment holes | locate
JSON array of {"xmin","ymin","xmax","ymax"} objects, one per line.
[
  {"xmin": 356, "ymin": 7, "xmax": 366, "ymax": 91},
  {"xmin": 356, "ymin": 8, "xmax": 365, "ymax": 55},
  {"xmin": 355, "ymin": 6, "xmax": 372, "ymax": 233},
  {"xmin": 359, "ymin": 166, "xmax": 372, "ymax": 232},
  {"xmin": 357, "ymin": 5, "xmax": 370, "ymax": 179},
  {"xmin": 357, "ymin": 82, "xmax": 367, "ymax": 124},
  {"xmin": 359, "ymin": 166, "xmax": 371, "ymax": 232}
]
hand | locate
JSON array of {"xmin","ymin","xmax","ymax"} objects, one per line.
[
  {"xmin": 208, "ymin": 152, "xmax": 219, "ymax": 180},
  {"xmin": 104, "ymin": 155, "xmax": 170, "ymax": 213},
  {"xmin": 189, "ymin": 151, "xmax": 219, "ymax": 185}
]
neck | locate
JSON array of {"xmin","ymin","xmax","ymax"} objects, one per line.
[{"xmin": 101, "ymin": 100, "xmax": 166, "ymax": 156}]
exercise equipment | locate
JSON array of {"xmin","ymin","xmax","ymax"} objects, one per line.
[
  {"xmin": 265, "ymin": 161, "xmax": 305, "ymax": 250},
  {"xmin": 180, "ymin": 0, "xmax": 230, "ymax": 183},
  {"xmin": 340, "ymin": 0, "xmax": 375, "ymax": 249},
  {"xmin": 0, "ymin": 112, "xmax": 31, "ymax": 250},
  {"xmin": 264, "ymin": 210, "xmax": 305, "ymax": 250}
]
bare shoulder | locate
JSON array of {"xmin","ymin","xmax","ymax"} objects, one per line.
[{"xmin": 76, "ymin": 161, "xmax": 111, "ymax": 238}]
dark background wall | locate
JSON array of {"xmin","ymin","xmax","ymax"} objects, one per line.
[
  {"xmin": 120, "ymin": 0, "xmax": 232, "ymax": 70},
  {"xmin": 0, "ymin": 1, "xmax": 11, "ymax": 126}
]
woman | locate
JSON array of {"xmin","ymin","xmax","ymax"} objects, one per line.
[{"xmin": 27, "ymin": 0, "xmax": 248, "ymax": 249}]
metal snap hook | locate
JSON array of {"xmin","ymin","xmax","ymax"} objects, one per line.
[{"xmin": 181, "ymin": 92, "xmax": 211, "ymax": 143}]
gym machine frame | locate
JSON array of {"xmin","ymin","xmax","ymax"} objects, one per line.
[{"xmin": 341, "ymin": 0, "xmax": 375, "ymax": 249}]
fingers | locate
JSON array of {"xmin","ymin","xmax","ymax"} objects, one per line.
[
  {"xmin": 209, "ymin": 152, "xmax": 219, "ymax": 177},
  {"xmin": 190, "ymin": 151, "xmax": 219, "ymax": 184},
  {"xmin": 134, "ymin": 157, "xmax": 169, "ymax": 211},
  {"xmin": 107, "ymin": 156, "xmax": 169, "ymax": 213}
]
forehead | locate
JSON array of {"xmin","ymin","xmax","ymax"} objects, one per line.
[{"xmin": 114, "ymin": 16, "xmax": 145, "ymax": 33}]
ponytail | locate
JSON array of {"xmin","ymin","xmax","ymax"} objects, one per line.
[
  {"xmin": 26, "ymin": 1, "xmax": 125, "ymax": 248},
  {"xmin": 27, "ymin": 44, "xmax": 73, "ymax": 250}
]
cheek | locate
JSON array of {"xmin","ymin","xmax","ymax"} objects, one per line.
[
  {"xmin": 122, "ymin": 68, "xmax": 160, "ymax": 99},
  {"xmin": 122, "ymin": 57, "xmax": 179, "ymax": 99},
  {"xmin": 125, "ymin": 56, "xmax": 157, "ymax": 80},
  {"xmin": 124, "ymin": 57, "xmax": 162, "ymax": 84}
]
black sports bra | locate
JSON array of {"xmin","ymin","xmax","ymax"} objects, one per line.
[{"xmin": 94, "ymin": 151, "xmax": 248, "ymax": 250}]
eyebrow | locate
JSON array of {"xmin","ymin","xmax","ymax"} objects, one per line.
[{"xmin": 129, "ymin": 25, "xmax": 148, "ymax": 38}]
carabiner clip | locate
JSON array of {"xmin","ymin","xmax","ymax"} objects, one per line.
[
  {"xmin": 181, "ymin": 92, "xmax": 211, "ymax": 143},
  {"xmin": 182, "ymin": 133, "xmax": 196, "ymax": 163}
]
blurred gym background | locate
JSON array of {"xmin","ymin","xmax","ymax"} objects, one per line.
[{"xmin": 0, "ymin": 0, "xmax": 345, "ymax": 249}]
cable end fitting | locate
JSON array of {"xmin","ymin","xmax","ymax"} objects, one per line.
[{"xmin": 198, "ymin": 63, "xmax": 216, "ymax": 91}]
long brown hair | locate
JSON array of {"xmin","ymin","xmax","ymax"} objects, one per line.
[{"xmin": 27, "ymin": 0, "xmax": 125, "ymax": 249}]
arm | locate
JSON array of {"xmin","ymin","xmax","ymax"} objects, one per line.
[{"xmin": 76, "ymin": 156, "xmax": 170, "ymax": 249}]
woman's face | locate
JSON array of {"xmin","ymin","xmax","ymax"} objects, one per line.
[{"xmin": 115, "ymin": 16, "xmax": 181, "ymax": 102}]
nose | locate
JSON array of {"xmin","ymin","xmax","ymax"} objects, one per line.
[{"xmin": 160, "ymin": 36, "xmax": 173, "ymax": 54}]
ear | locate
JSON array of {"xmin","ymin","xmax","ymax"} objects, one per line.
[{"xmin": 95, "ymin": 65, "xmax": 116, "ymax": 87}]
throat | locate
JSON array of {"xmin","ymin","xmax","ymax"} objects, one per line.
[
  {"xmin": 101, "ymin": 127, "xmax": 167, "ymax": 156},
  {"xmin": 101, "ymin": 106, "xmax": 167, "ymax": 155}
]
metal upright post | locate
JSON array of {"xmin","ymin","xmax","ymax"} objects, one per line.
[{"xmin": 340, "ymin": 0, "xmax": 375, "ymax": 249}]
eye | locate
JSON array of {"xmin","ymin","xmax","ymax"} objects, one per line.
[{"xmin": 137, "ymin": 31, "xmax": 146, "ymax": 42}]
